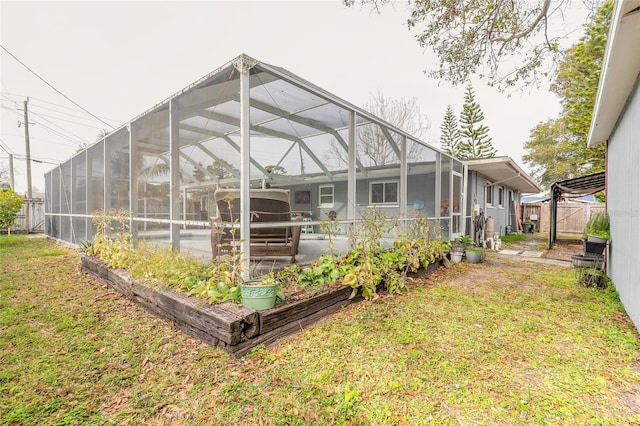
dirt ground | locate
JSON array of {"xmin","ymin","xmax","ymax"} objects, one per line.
[
  {"xmin": 500, "ymin": 232, "xmax": 583, "ymax": 262},
  {"xmin": 544, "ymin": 238, "xmax": 584, "ymax": 261}
]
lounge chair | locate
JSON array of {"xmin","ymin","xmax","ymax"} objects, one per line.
[{"xmin": 211, "ymin": 188, "xmax": 303, "ymax": 263}]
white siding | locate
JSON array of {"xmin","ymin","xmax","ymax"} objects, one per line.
[{"xmin": 607, "ymin": 77, "xmax": 640, "ymax": 330}]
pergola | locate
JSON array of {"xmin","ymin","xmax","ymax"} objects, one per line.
[
  {"xmin": 549, "ymin": 171, "xmax": 606, "ymax": 248},
  {"xmin": 45, "ymin": 54, "xmax": 463, "ymax": 276}
]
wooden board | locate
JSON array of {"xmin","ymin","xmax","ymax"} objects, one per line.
[
  {"xmin": 258, "ymin": 285, "xmax": 356, "ymax": 335},
  {"xmin": 81, "ymin": 254, "xmax": 443, "ymax": 358},
  {"xmin": 229, "ymin": 297, "xmax": 355, "ymax": 357},
  {"xmin": 81, "ymin": 255, "xmax": 258, "ymax": 345}
]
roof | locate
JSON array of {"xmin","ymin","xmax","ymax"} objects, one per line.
[
  {"xmin": 588, "ymin": 0, "xmax": 640, "ymax": 147},
  {"xmin": 552, "ymin": 171, "xmax": 606, "ymax": 195},
  {"xmin": 77, "ymin": 53, "xmax": 457, "ymax": 187},
  {"xmin": 463, "ymin": 156, "xmax": 542, "ymax": 194},
  {"xmin": 521, "ymin": 193, "xmax": 598, "ymax": 204}
]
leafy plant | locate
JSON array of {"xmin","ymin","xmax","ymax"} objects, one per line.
[
  {"xmin": 0, "ymin": 188, "xmax": 23, "ymax": 233},
  {"xmin": 84, "ymin": 205, "xmax": 450, "ymax": 306},
  {"xmin": 87, "ymin": 209, "xmax": 134, "ymax": 269},
  {"xmin": 454, "ymin": 235, "xmax": 473, "ymax": 245},
  {"xmin": 192, "ymin": 194, "xmax": 246, "ymax": 303},
  {"xmin": 319, "ymin": 212, "xmax": 340, "ymax": 258},
  {"xmin": 585, "ymin": 211, "xmax": 610, "ymax": 239}
]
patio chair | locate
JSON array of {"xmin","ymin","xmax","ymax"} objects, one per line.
[{"xmin": 211, "ymin": 188, "xmax": 303, "ymax": 263}]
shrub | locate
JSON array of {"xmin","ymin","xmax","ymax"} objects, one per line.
[{"xmin": 0, "ymin": 189, "xmax": 23, "ymax": 233}]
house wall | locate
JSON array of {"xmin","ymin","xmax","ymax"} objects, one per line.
[
  {"xmin": 283, "ymin": 171, "xmax": 440, "ymax": 235},
  {"xmin": 466, "ymin": 170, "xmax": 520, "ymax": 238},
  {"xmin": 606, "ymin": 76, "xmax": 640, "ymax": 331}
]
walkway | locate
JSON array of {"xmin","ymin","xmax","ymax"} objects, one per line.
[{"xmin": 495, "ymin": 234, "xmax": 582, "ymax": 267}]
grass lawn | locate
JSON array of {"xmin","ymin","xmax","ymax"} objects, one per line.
[{"xmin": 1, "ymin": 234, "xmax": 639, "ymax": 425}]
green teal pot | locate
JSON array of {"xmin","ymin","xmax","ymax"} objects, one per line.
[
  {"xmin": 240, "ymin": 281, "xmax": 279, "ymax": 310},
  {"xmin": 465, "ymin": 250, "xmax": 484, "ymax": 264}
]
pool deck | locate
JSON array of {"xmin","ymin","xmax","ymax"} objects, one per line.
[{"xmin": 144, "ymin": 230, "xmax": 353, "ymax": 274}]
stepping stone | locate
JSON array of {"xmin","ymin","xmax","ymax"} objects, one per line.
[
  {"xmin": 498, "ymin": 249, "xmax": 521, "ymax": 256},
  {"xmin": 522, "ymin": 251, "xmax": 543, "ymax": 258}
]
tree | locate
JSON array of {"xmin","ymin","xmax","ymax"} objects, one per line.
[
  {"xmin": 524, "ymin": 1, "xmax": 611, "ymax": 187},
  {"xmin": 264, "ymin": 165, "xmax": 287, "ymax": 176},
  {"xmin": 439, "ymin": 105, "xmax": 462, "ymax": 157},
  {"xmin": 207, "ymin": 159, "xmax": 238, "ymax": 180},
  {"xmin": 326, "ymin": 91, "xmax": 430, "ymax": 167},
  {"xmin": 0, "ymin": 164, "xmax": 10, "ymax": 190},
  {"xmin": 0, "ymin": 188, "xmax": 23, "ymax": 234},
  {"xmin": 523, "ymin": 118, "xmax": 575, "ymax": 188},
  {"xmin": 458, "ymin": 84, "xmax": 496, "ymax": 159},
  {"xmin": 344, "ymin": 0, "xmax": 602, "ymax": 88},
  {"xmin": 193, "ymin": 162, "xmax": 206, "ymax": 182}
]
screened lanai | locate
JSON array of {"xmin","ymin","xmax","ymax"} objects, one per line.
[{"xmin": 44, "ymin": 54, "xmax": 464, "ymax": 271}]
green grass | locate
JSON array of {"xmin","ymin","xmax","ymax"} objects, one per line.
[
  {"xmin": 1, "ymin": 235, "xmax": 639, "ymax": 424},
  {"xmin": 500, "ymin": 233, "xmax": 527, "ymax": 244}
]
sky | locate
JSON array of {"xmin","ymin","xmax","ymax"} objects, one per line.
[{"xmin": 0, "ymin": 1, "xmax": 590, "ymax": 194}]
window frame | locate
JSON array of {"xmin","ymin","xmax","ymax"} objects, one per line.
[
  {"xmin": 369, "ymin": 180, "xmax": 399, "ymax": 205},
  {"xmin": 498, "ymin": 186, "xmax": 505, "ymax": 209},
  {"xmin": 318, "ymin": 184, "xmax": 334, "ymax": 208},
  {"xmin": 485, "ymin": 184, "xmax": 494, "ymax": 207}
]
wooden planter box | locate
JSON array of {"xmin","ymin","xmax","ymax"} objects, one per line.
[{"xmin": 81, "ymin": 255, "xmax": 441, "ymax": 357}]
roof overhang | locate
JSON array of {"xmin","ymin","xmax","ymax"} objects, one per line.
[
  {"xmin": 588, "ymin": 0, "xmax": 640, "ymax": 147},
  {"xmin": 464, "ymin": 156, "xmax": 542, "ymax": 194}
]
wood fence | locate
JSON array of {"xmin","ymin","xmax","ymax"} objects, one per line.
[
  {"xmin": 11, "ymin": 198, "xmax": 45, "ymax": 233},
  {"xmin": 521, "ymin": 202, "xmax": 605, "ymax": 234}
]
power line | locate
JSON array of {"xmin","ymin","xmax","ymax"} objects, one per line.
[
  {"xmin": 0, "ymin": 44, "xmax": 116, "ymax": 130},
  {"xmin": 0, "ymin": 138, "xmax": 16, "ymax": 154},
  {"xmin": 28, "ymin": 119, "xmax": 87, "ymax": 148},
  {"xmin": 29, "ymin": 110, "xmax": 93, "ymax": 142},
  {"xmin": 29, "ymin": 109, "xmax": 106, "ymax": 130},
  {"xmin": 22, "ymin": 102, "xmax": 117, "ymax": 126},
  {"xmin": 1, "ymin": 93, "xmax": 121, "ymax": 124},
  {"xmin": 2, "ymin": 103, "xmax": 88, "ymax": 148},
  {"xmin": 2, "ymin": 153, "xmax": 59, "ymax": 165}
]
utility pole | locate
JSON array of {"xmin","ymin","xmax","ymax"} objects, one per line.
[
  {"xmin": 23, "ymin": 98, "xmax": 32, "ymax": 234},
  {"xmin": 9, "ymin": 153, "xmax": 15, "ymax": 189}
]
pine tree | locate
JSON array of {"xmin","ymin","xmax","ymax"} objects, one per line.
[
  {"xmin": 193, "ymin": 162, "xmax": 206, "ymax": 182},
  {"xmin": 459, "ymin": 84, "xmax": 496, "ymax": 159},
  {"xmin": 439, "ymin": 105, "xmax": 462, "ymax": 157}
]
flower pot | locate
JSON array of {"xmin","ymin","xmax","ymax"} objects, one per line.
[
  {"xmin": 586, "ymin": 235, "xmax": 608, "ymax": 244},
  {"xmin": 450, "ymin": 252, "xmax": 463, "ymax": 263},
  {"xmin": 240, "ymin": 281, "xmax": 279, "ymax": 310},
  {"xmin": 583, "ymin": 238, "xmax": 607, "ymax": 256},
  {"xmin": 465, "ymin": 250, "xmax": 483, "ymax": 264},
  {"xmin": 571, "ymin": 253, "xmax": 603, "ymax": 269},
  {"xmin": 522, "ymin": 223, "xmax": 532, "ymax": 233}
]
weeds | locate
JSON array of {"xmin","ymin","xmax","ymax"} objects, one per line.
[
  {"xmin": 85, "ymin": 208, "xmax": 450, "ymax": 304},
  {"xmin": 2, "ymin": 235, "xmax": 639, "ymax": 424}
]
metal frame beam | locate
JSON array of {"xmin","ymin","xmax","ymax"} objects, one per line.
[
  {"xmin": 237, "ymin": 56, "xmax": 252, "ymax": 279},
  {"xmin": 169, "ymin": 99, "xmax": 181, "ymax": 250},
  {"xmin": 179, "ymin": 123, "xmax": 270, "ymax": 177},
  {"xmin": 245, "ymin": 97, "xmax": 366, "ymax": 171}
]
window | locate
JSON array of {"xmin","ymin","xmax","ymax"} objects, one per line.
[
  {"xmin": 370, "ymin": 181, "xmax": 398, "ymax": 204},
  {"xmin": 318, "ymin": 184, "xmax": 334, "ymax": 207},
  {"xmin": 498, "ymin": 186, "xmax": 504, "ymax": 208},
  {"xmin": 486, "ymin": 185, "xmax": 493, "ymax": 206}
]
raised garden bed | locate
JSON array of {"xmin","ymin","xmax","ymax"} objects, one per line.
[{"xmin": 81, "ymin": 254, "xmax": 441, "ymax": 357}]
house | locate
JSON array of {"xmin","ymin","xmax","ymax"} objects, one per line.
[
  {"xmin": 464, "ymin": 157, "xmax": 542, "ymax": 238},
  {"xmin": 587, "ymin": 0, "xmax": 640, "ymax": 330}
]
